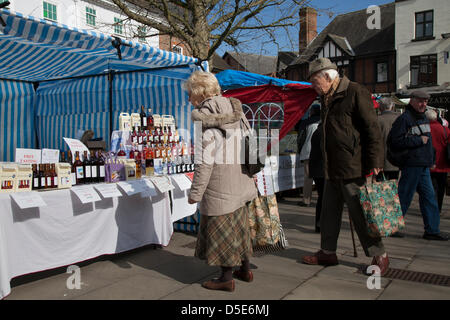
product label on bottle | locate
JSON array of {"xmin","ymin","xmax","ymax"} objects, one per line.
[
  {"xmin": 92, "ymin": 167, "xmax": 98, "ymax": 178},
  {"xmin": 47, "ymin": 177, "xmax": 51, "ymax": 186},
  {"xmin": 169, "ymin": 136, "xmax": 174, "ymax": 143},
  {"xmin": 53, "ymin": 177, "xmax": 58, "ymax": 186},
  {"xmin": 99, "ymin": 166, "xmax": 105, "ymax": 177},
  {"xmin": 138, "ymin": 136, "xmax": 143, "ymax": 144},
  {"xmin": 143, "ymin": 117, "xmax": 147, "ymax": 127},
  {"xmin": 76, "ymin": 167, "xmax": 84, "ymax": 179},
  {"xmin": 132, "ymin": 136, "xmax": 137, "ymax": 144},
  {"xmin": 85, "ymin": 166, "xmax": 91, "ymax": 178},
  {"xmin": 33, "ymin": 178, "xmax": 39, "ymax": 188},
  {"xmin": 71, "ymin": 173, "xmax": 77, "ymax": 185}
]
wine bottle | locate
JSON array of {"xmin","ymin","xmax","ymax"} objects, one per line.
[
  {"xmin": 74, "ymin": 151, "xmax": 84, "ymax": 184},
  {"xmin": 83, "ymin": 151, "xmax": 92, "ymax": 184},
  {"xmin": 140, "ymin": 105, "xmax": 147, "ymax": 129}
]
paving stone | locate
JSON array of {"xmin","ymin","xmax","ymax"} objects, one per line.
[
  {"xmin": 161, "ymin": 271, "xmax": 302, "ymax": 300},
  {"xmin": 73, "ymin": 274, "xmax": 187, "ymax": 300},
  {"xmin": 283, "ymin": 277, "xmax": 383, "ymax": 300},
  {"xmin": 378, "ymin": 279, "xmax": 450, "ymax": 300}
]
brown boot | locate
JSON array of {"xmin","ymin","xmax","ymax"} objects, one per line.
[
  {"xmin": 201, "ymin": 279, "xmax": 235, "ymax": 292},
  {"xmin": 371, "ymin": 254, "xmax": 389, "ymax": 276},
  {"xmin": 233, "ymin": 270, "xmax": 254, "ymax": 282},
  {"xmin": 302, "ymin": 250, "xmax": 339, "ymax": 266}
]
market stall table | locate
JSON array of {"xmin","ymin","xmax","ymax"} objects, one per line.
[{"xmin": 0, "ymin": 182, "xmax": 177, "ymax": 299}]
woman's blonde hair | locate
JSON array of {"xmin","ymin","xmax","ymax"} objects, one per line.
[{"xmin": 184, "ymin": 71, "xmax": 221, "ymax": 102}]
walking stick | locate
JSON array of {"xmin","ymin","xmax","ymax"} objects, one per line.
[{"xmin": 349, "ymin": 216, "xmax": 358, "ymax": 257}]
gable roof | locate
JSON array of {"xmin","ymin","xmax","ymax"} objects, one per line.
[
  {"xmin": 211, "ymin": 52, "xmax": 232, "ymax": 72},
  {"xmin": 290, "ymin": 2, "xmax": 395, "ymax": 67},
  {"xmin": 224, "ymin": 52, "xmax": 278, "ymax": 75}
]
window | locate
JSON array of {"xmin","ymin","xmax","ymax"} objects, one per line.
[
  {"xmin": 114, "ymin": 17, "xmax": 123, "ymax": 35},
  {"xmin": 376, "ymin": 62, "xmax": 388, "ymax": 83},
  {"xmin": 137, "ymin": 26, "xmax": 146, "ymax": 42},
  {"xmin": 86, "ymin": 7, "xmax": 96, "ymax": 26},
  {"xmin": 410, "ymin": 54, "xmax": 437, "ymax": 86},
  {"xmin": 43, "ymin": 2, "xmax": 57, "ymax": 22},
  {"xmin": 415, "ymin": 10, "xmax": 433, "ymax": 39},
  {"xmin": 172, "ymin": 45, "xmax": 182, "ymax": 55}
]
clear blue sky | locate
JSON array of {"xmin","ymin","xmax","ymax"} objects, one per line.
[{"xmin": 216, "ymin": 0, "xmax": 394, "ymax": 57}]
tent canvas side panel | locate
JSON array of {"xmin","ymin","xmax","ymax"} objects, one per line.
[
  {"xmin": 35, "ymin": 75, "xmax": 109, "ymax": 151},
  {"xmin": 112, "ymin": 71, "xmax": 193, "ymax": 143},
  {"xmin": 0, "ymin": 80, "xmax": 35, "ymax": 162}
]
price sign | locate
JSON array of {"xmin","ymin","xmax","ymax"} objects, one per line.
[
  {"xmin": 71, "ymin": 185, "xmax": 101, "ymax": 204},
  {"xmin": 94, "ymin": 183, "xmax": 123, "ymax": 198},
  {"xmin": 10, "ymin": 192, "xmax": 47, "ymax": 209},
  {"xmin": 63, "ymin": 138, "xmax": 90, "ymax": 162},
  {"xmin": 41, "ymin": 149, "xmax": 60, "ymax": 164},
  {"xmin": 15, "ymin": 148, "xmax": 41, "ymax": 164}
]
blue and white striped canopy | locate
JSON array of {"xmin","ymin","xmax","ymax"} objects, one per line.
[
  {"xmin": 0, "ymin": 9, "xmax": 200, "ymax": 82},
  {"xmin": 0, "ymin": 9, "xmax": 204, "ymax": 161}
]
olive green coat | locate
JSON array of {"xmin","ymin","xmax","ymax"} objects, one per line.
[{"xmin": 320, "ymin": 76, "xmax": 384, "ymax": 179}]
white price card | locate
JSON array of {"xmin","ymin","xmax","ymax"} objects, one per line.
[
  {"xmin": 63, "ymin": 138, "xmax": 90, "ymax": 162},
  {"xmin": 141, "ymin": 179, "xmax": 158, "ymax": 197},
  {"xmin": 117, "ymin": 180, "xmax": 149, "ymax": 196},
  {"xmin": 170, "ymin": 174, "xmax": 192, "ymax": 191},
  {"xmin": 41, "ymin": 148, "xmax": 60, "ymax": 164},
  {"xmin": 15, "ymin": 148, "xmax": 41, "ymax": 164},
  {"xmin": 10, "ymin": 192, "xmax": 47, "ymax": 209},
  {"xmin": 94, "ymin": 183, "xmax": 123, "ymax": 198},
  {"xmin": 150, "ymin": 176, "xmax": 174, "ymax": 194},
  {"xmin": 71, "ymin": 185, "xmax": 101, "ymax": 204}
]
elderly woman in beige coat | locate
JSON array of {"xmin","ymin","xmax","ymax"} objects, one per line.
[{"xmin": 185, "ymin": 71, "xmax": 258, "ymax": 292}]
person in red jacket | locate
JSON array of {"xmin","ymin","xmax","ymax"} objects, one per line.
[{"xmin": 425, "ymin": 108, "xmax": 450, "ymax": 213}]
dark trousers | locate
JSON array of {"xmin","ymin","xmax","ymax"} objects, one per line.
[
  {"xmin": 430, "ymin": 172, "xmax": 448, "ymax": 213},
  {"xmin": 321, "ymin": 178, "xmax": 385, "ymax": 257},
  {"xmin": 398, "ymin": 167, "xmax": 440, "ymax": 234},
  {"xmin": 313, "ymin": 177, "xmax": 325, "ymax": 229}
]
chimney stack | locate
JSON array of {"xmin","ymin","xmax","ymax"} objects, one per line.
[{"xmin": 299, "ymin": 7, "xmax": 318, "ymax": 54}]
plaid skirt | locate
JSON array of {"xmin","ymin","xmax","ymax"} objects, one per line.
[{"xmin": 195, "ymin": 203, "xmax": 253, "ymax": 267}]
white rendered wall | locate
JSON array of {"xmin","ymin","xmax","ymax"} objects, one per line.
[
  {"xmin": 9, "ymin": 0, "xmax": 160, "ymax": 48},
  {"xmin": 395, "ymin": 0, "xmax": 450, "ymax": 91}
]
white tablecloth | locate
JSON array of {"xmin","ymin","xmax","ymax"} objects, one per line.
[{"xmin": 0, "ymin": 185, "xmax": 173, "ymax": 299}]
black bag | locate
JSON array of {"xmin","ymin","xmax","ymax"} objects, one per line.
[
  {"xmin": 241, "ymin": 118, "xmax": 265, "ymax": 176},
  {"xmin": 386, "ymin": 129, "xmax": 408, "ymax": 168}
]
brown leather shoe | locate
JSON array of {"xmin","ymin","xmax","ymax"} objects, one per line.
[
  {"xmin": 201, "ymin": 279, "xmax": 235, "ymax": 292},
  {"xmin": 302, "ymin": 250, "xmax": 339, "ymax": 266},
  {"xmin": 371, "ymin": 254, "xmax": 389, "ymax": 276},
  {"xmin": 233, "ymin": 270, "xmax": 254, "ymax": 282}
]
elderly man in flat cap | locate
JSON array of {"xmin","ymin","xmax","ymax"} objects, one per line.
[
  {"xmin": 388, "ymin": 90, "xmax": 448, "ymax": 241},
  {"xmin": 301, "ymin": 58, "xmax": 390, "ymax": 275}
]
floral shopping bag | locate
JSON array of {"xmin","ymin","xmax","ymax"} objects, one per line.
[
  {"xmin": 359, "ymin": 176, "xmax": 405, "ymax": 238},
  {"xmin": 248, "ymin": 195, "xmax": 288, "ymax": 254}
]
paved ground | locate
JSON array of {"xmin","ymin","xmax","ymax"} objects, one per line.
[{"xmin": 4, "ymin": 191, "xmax": 450, "ymax": 301}]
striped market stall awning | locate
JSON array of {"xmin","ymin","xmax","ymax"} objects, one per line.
[{"xmin": 0, "ymin": 9, "xmax": 204, "ymax": 161}]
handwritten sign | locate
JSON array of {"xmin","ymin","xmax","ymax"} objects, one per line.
[
  {"xmin": 171, "ymin": 174, "xmax": 192, "ymax": 191},
  {"xmin": 63, "ymin": 138, "xmax": 90, "ymax": 162},
  {"xmin": 141, "ymin": 179, "xmax": 158, "ymax": 197},
  {"xmin": 71, "ymin": 185, "xmax": 101, "ymax": 204},
  {"xmin": 150, "ymin": 176, "xmax": 174, "ymax": 193},
  {"xmin": 11, "ymin": 192, "xmax": 47, "ymax": 209},
  {"xmin": 15, "ymin": 148, "xmax": 41, "ymax": 164},
  {"xmin": 94, "ymin": 183, "xmax": 123, "ymax": 198},
  {"xmin": 117, "ymin": 180, "xmax": 149, "ymax": 196},
  {"xmin": 41, "ymin": 149, "xmax": 60, "ymax": 164}
]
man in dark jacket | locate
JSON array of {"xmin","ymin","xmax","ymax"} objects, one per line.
[
  {"xmin": 389, "ymin": 90, "xmax": 448, "ymax": 241},
  {"xmin": 302, "ymin": 58, "xmax": 389, "ymax": 276}
]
